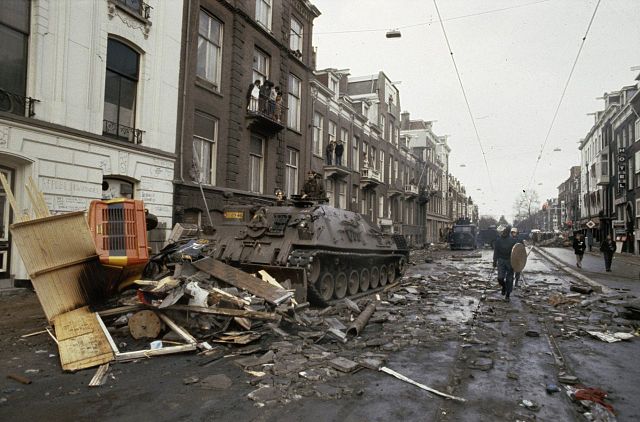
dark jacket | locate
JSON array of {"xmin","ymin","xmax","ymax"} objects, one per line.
[
  {"xmin": 493, "ymin": 235, "xmax": 518, "ymax": 265},
  {"xmin": 600, "ymin": 240, "xmax": 616, "ymax": 254},
  {"xmin": 572, "ymin": 238, "xmax": 586, "ymax": 255},
  {"xmin": 335, "ymin": 143, "xmax": 344, "ymax": 156}
]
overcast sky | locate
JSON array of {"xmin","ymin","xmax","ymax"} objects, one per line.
[{"xmin": 311, "ymin": 0, "xmax": 640, "ymax": 222}]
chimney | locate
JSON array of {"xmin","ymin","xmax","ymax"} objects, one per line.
[{"xmin": 401, "ymin": 111, "xmax": 410, "ymax": 130}]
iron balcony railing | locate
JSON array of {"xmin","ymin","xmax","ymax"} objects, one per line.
[
  {"xmin": 361, "ymin": 166, "xmax": 382, "ymax": 183},
  {"xmin": 247, "ymin": 95, "xmax": 287, "ymax": 125},
  {"xmin": 114, "ymin": 0, "xmax": 152, "ymax": 19},
  {"xmin": 0, "ymin": 88, "xmax": 39, "ymax": 118},
  {"xmin": 103, "ymin": 119, "xmax": 144, "ymax": 144},
  {"xmin": 405, "ymin": 184, "xmax": 419, "ymax": 195}
]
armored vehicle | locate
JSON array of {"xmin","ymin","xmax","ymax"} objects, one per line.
[
  {"xmin": 204, "ymin": 198, "xmax": 409, "ymax": 304},
  {"xmin": 449, "ymin": 218, "xmax": 477, "ymax": 250}
]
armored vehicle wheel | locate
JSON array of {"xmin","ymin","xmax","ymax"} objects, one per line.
[
  {"xmin": 360, "ymin": 268, "xmax": 370, "ymax": 291},
  {"xmin": 387, "ymin": 264, "xmax": 396, "ymax": 284},
  {"xmin": 370, "ymin": 267, "xmax": 380, "ymax": 289},
  {"xmin": 379, "ymin": 265, "xmax": 388, "ymax": 286},
  {"xmin": 397, "ymin": 257, "xmax": 406, "ymax": 274},
  {"xmin": 317, "ymin": 273, "xmax": 335, "ymax": 301},
  {"xmin": 348, "ymin": 270, "xmax": 360, "ymax": 295},
  {"xmin": 334, "ymin": 272, "xmax": 348, "ymax": 299}
]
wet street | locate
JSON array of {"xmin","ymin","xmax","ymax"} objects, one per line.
[{"xmin": 1, "ymin": 246, "xmax": 638, "ymax": 421}]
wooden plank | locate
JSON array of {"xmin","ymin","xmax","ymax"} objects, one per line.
[
  {"xmin": 53, "ymin": 306, "xmax": 114, "ymax": 372},
  {"xmin": 97, "ymin": 305, "xmax": 143, "ymax": 318},
  {"xmin": 258, "ymin": 270, "xmax": 285, "ymax": 289},
  {"xmin": 28, "ymin": 176, "xmax": 51, "ymax": 217},
  {"xmin": 115, "ymin": 344, "xmax": 197, "ymax": 362},
  {"xmin": 88, "ymin": 363, "xmax": 110, "ymax": 387},
  {"xmin": 193, "ymin": 258, "xmax": 293, "ymax": 305},
  {"xmin": 167, "ymin": 304, "xmax": 281, "ymax": 321},
  {"xmin": 157, "ymin": 313, "xmax": 197, "ymax": 345},
  {"xmin": 0, "ymin": 172, "xmax": 27, "ymax": 222}
]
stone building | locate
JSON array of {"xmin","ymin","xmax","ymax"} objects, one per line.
[
  {"xmin": 557, "ymin": 166, "xmax": 581, "ymax": 230},
  {"xmin": 0, "ymin": 0, "xmax": 182, "ymax": 285},
  {"xmin": 172, "ymin": 0, "xmax": 320, "ymax": 225}
]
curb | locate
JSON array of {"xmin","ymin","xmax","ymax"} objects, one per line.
[
  {"xmin": 532, "ymin": 246, "xmax": 611, "ymax": 294},
  {"xmin": 0, "ymin": 287, "xmax": 30, "ymax": 297}
]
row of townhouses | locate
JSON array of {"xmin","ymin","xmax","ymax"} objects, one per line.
[
  {"xmin": 0, "ymin": 0, "xmax": 476, "ymax": 288},
  {"xmin": 545, "ymin": 74, "xmax": 639, "ymax": 252}
]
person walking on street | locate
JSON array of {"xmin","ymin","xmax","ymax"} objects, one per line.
[
  {"xmin": 586, "ymin": 230, "xmax": 593, "ymax": 252},
  {"xmin": 493, "ymin": 225, "xmax": 518, "ymax": 301},
  {"xmin": 572, "ymin": 232, "xmax": 586, "ymax": 268},
  {"xmin": 510, "ymin": 227, "xmax": 524, "ymax": 286},
  {"xmin": 600, "ymin": 234, "xmax": 616, "ymax": 272}
]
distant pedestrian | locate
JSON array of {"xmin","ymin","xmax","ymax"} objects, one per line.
[
  {"xmin": 572, "ymin": 232, "xmax": 586, "ymax": 268},
  {"xmin": 600, "ymin": 234, "xmax": 616, "ymax": 272},
  {"xmin": 493, "ymin": 225, "xmax": 518, "ymax": 301},
  {"xmin": 586, "ymin": 230, "xmax": 593, "ymax": 252},
  {"xmin": 510, "ymin": 227, "xmax": 524, "ymax": 286}
]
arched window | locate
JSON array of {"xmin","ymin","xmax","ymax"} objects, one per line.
[{"xmin": 103, "ymin": 38, "xmax": 141, "ymax": 143}]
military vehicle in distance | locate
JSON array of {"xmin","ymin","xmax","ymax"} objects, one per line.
[
  {"xmin": 204, "ymin": 196, "xmax": 409, "ymax": 305},
  {"xmin": 449, "ymin": 217, "xmax": 477, "ymax": 250}
]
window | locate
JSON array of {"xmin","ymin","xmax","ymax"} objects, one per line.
[
  {"xmin": 197, "ymin": 11, "xmax": 223, "ymax": 88},
  {"xmin": 378, "ymin": 196, "xmax": 384, "ymax": 218},
  {"xmin": 394, "ymin": 159, "xmax": 399, "ymax": 180},
  {"xmin": 0, "ymin": 0, "xmax": 30, "ymax": 116},
  {"xmin": 380, "ymin": 115, "xmax": 386, "ymax": 139},
  {"xmin": 352, "ymin": 136, "xmax": 359, "ymax": 170},
  {"xmin": 635, "ymin": 119, "xmax": 640, "ymax": 142},
  {"xmin": 328, "ymin": 121, "xmax": 336, "ymax": 143},
  {"xmin": 102, "ymin": 177, "xmax": 134, "ymax": 200},
  {"xmin": 252, "ymin": 48, "xmax": 270, "ymax": 84},
  {"xmin": 192, "ymin": 112, "xmax": 218, "ymax": 185},
  {"xmin": 330, "ymin": 77, "xmax": 338, "ymax": 96},
  {"xmin": 312, "ymin": 113, "xmax": 323, "ymax": 156},
  {"xmin": 340, "ymin": 128, "xmax": 349, "ymax": 165},
  {"xmin": 379, "ymin": 151, "xmax": 385, "ymax": 181},
  {"xmin": 255, "ymin": 0, "xmax": 272, "ymax": 30},
  {"xmin": 285, "ymin": 148, "xmax": 299, "ymax": 196},
  {"xmin": 103, "ymin": 39, "xmax": 141, "ymax": 143},
  {"xmin": 337, "ymin": 180, "xmax": 347, "ymax": 209},
  {"xmin": 287, "ymin": 74, "xmax": 301, "ymax": 131},
  {"xmin": 290, "ymin": 17, "xmax": 303, "ymax": 53},
  {"xmin": 249, "ymin": 136, "xmax": 264, "ymax": 193},
  {"xmin": 326, "ymin": 179, "xmax": 334, "ymax": 206}
]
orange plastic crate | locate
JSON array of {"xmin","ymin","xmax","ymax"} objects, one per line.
[{"xmin": 88, "ymin": 199, "xmax": 149, "ymax": 266}]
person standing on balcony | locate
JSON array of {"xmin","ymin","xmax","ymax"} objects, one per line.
[
  {"xmin": 258, "ymin": 80, "xmax": 269, "ymax": 113},
  {"xmin": 572, "ymin": 232, "xmax": 586, "ymax": 268},
  {"xmin": 326, "ymin": 140, "xmax": 335, "ymax": 165},
  {"xmin": 246, "ymin": 80, "xmax": 261, "ymax": 111},
  {"xmin": 600, "ymin": 234, "xmax": 616, "ymax": 272},
  {"xmin": 268, "ymin": 82, "xmax": 277, "ymax": 117},
  {"xmin": 274, "ymin": 86, "xmax": 282, "ymax": 122},
  {"xmin": 335, "ymin": 140, "xmax": 344, "ymax": 166}
]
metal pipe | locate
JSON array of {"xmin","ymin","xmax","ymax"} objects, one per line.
[{"xmin": 346, "ymin": 301, "xmax": 377, "ymax": 337}]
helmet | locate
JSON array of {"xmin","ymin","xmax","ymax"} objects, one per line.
[{"xmin": 510, "ymin": 227, "xmax": 518, "ymax": 234}]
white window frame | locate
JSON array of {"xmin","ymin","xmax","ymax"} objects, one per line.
[
  {"xmin": 290, "ymin": 17, "xmax": 303, "ymax": 53},
  {"xmin": 338, "ymin": 180, "xmax": 347, "ymax": 209},
  {"xmin": 326, "ymin": 179, "xmax": 334, "ymax": 206},
  {"xmin": 249, "ymin": 136, "xmax": 264, "ymax": 193},
  {"xmin": 340, "ymin": 128, "xmax": 349, "ymax": 166},
  {"xmin": 328, "ymin": 120, "xmax": 337, "ymax": 144},
  {"xmin": 378, "ymin": 196, "xmax": 384, "ymax": 218},
  {"xmin": 287, "ymin": 74, "xmax": 301, "ymax": 131},
  {"xmin": 255, "ymin": 0, "xmax": 272, "ymax": 30},
  {"xmin": 197, "ymin": 10, "xmax": 223, "ymax": 89},
  {"xmin": 285, "ymin": 148, "xmax": 299, "ymax": 197},
  {"xmin": 192, "ymin": 113, "xmax": 218, "ymax": 185},
  {"xmin": 313, "ymin": 113, "xmax": 323, "ymax": 156},
  {"xmin": 379, "ymin": 150, "xmax": 385, "ymax": 181},
  {"xmin": 352, "ymin": 136, "xmax": 359, "ymax": 171},
  {"xmin": 380, "ymin": 115, "xmax": 386, "ymax": 139},
  {"xmin": 252, "ymin": 48, "xmax": 270, "ymax": 84}
]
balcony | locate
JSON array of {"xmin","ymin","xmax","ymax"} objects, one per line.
[
  {"xmin": 113, "ymin": 0, "xmax": 152, "ymax": 20},
  {"xmin": 360, "ymin": 166, "xmax": 382, "ymax": 188},
  {"xmin": 404, "ymin": 184, "xmax": 419, "ymax": 196},
  {"xmin": 0, "ymin": 88, "xmax": 39, "ymax": 118},
  {"xmin": 247, "ymin": 96, "xmax": 285, "ymax": 134},
  {"xmin": 103, "ymin": 119, "xmax": 144, "ymax": 144},
  {"xmin": 323, "ymin": 163, "xmax": 350, "ymax": 179},
  {"xmin": 596, "ymin": 173, "xmax": 609, "ymax": 186}
]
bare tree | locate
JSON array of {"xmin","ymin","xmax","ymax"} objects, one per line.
[{"xmin": 513, "ymin": 190, "xmax": 540, "ymax": 221}]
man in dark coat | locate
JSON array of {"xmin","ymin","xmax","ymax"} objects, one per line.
[
  {"xmin": 572, "ymin": 232, "xmax": 587, "ymax": 268},
  {"xmin": 600, "ymin": 234, "xmax": 616, "ymax": 272},
  {"xmin": 335, "ymin": 140, "xmax": 344, "ymax": 166},
  {"xmin": 493, "ymin": 225, "xmax": 519, "ymax": 301}
]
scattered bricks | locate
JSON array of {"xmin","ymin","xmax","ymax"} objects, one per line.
[
  {"xmin": 558, "ymin": 374, "xmax": 579, "ymax": 385},
  {"xmin": 329, "ymin": 357, "xmax": 359, "ymax": 373}
]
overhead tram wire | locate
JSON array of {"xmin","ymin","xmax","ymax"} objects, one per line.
[
  {"xmin": 314, "ymin": 0, "xmax": 552, "ymax": 36},
  {"xmin": 528, "ymin": 0, "xmax": 602, "ymax": 189},
  {"xmin": 432, "ymin": 0, "xmax": 494, "ymax": 192}
]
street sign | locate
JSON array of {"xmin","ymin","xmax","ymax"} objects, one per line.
[{"xmin": 586, "ymin": 220, "xmax": 596, "ymax": 229}]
